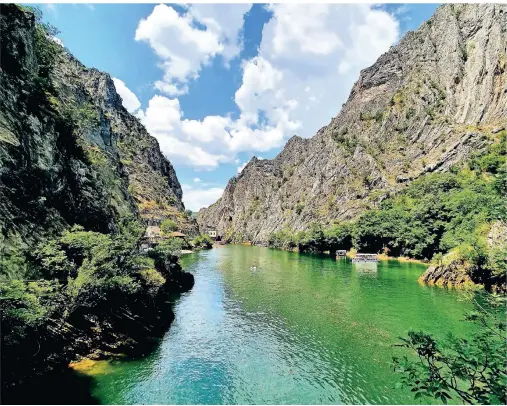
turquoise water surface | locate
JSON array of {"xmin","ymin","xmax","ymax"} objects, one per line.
[{"xmin": 85, "ymin": 246, "xmax": 475, "ymax": 404}]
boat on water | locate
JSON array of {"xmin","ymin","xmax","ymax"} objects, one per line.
[{"xmin": 352, "ymin": 253, "xmax": 379, "ymax": 263}]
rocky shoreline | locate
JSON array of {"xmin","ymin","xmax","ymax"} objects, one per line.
[
  {"xmin": 418, "ymin": 260, "xmax": 476, "ymax": 289},
  {"xmin": 1, "ymin": 256, "xmax": 194, "ymax": 399},
  {"xmin": 0, "ymin": 5, "xmax": 197, "ymax": 398},
  {"xmin": 419, "ymin": 261, "xmax": 506, "ymax": 293}
]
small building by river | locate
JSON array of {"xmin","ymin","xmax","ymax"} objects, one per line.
[
  {"xmin": 166, "ymin": 231, "xmax": 189, "ymax": 245},
  {"xmin": 140, "ymin": 226, "xmax": 164, "ymax": 251},
  {"xmin": 203, "ymin": 226, "xmax": 218, "ymax": 240},
  {"xmin": 140, "ymin": 227, "xmax": 190, "ymax": 251}
]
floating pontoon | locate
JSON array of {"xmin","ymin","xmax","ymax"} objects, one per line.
[{"xmin": 352, "ymin": 253, "xmax": 379, "ymax": 263}]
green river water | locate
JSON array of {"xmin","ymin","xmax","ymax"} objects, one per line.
[{"xmin": 17, "ymin": 246, "xmax": 478, "ymax": 404}]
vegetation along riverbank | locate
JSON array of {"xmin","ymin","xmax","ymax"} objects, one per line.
[
  {"xmin": 197, "ymin": 3, "xmax": 507, "ymax": 293},
  {"xmin": 1, "ymin": 3, "xmax": 506, "ymax": 405},
  {"xmin": 0, "ymin": 4, "xmax": 195, "ymax": 393},
  {"xmin": 266, "ymin": 138, "xmax": 506, "ymax": 292}
]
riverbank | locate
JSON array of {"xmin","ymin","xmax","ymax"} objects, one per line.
[
  {"xmin": 30, "ymin": 245, "xmax": 478, "ymax": 405},
  {"xmin": 251, "ymin": 241, "xmax": 428, "ymax": 265},
  {"xmin": 375, "ymin": 253, "xmax": 427, "ymax": 265},
  {"xmin": 254, "ymin": 242, "xmax": 507, "ymax": 291},
  {"xmin": 1, "ymin": 252, "xmax": 194, "ymax": 396},
  {"xmin": 418, "ymin": 261, "xmax": 477, "ymax": 290}
]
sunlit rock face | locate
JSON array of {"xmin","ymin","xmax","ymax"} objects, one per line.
[{"xmin": 199, "ymin": 4, "xmax": 507, "ymax": 243}]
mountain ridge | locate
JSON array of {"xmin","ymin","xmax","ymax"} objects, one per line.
[
  {"xmin": 198, "ymin": 3, "xmax": 507, "ymax": 243},
  {"xmin": 0, "ymin": 4, "xmax": 197, "ymax": 279}
]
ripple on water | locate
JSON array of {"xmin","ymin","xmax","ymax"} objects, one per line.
[{"xmin": 78, "ymin": 247, "xmax": 475, "ymax": 405}]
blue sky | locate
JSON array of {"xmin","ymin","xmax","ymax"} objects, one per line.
[{"xmin": 39, "ymin": 3, "xmax": 439, "ymax": 211}]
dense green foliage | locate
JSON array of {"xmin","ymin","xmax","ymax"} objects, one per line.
[
  {"xmin": 0, "ymin": 219, "xmax": 182, "ymax": 345},
  {"xmin": 268, "ymin": 135, "xmax": 506, "ymax": 284},
  {"xmin": 394, "ymin": 293, "xmax": 507, "ymax": 404},
  {"xmin": 160, "ymin": 219, "xmax": 178, "ymax": 234},
  {"xmin": 19, "ymin": 5, "xmax": 62, "ymax": 89},
  {"xmin": 268, "ymin": 223, "xmax": 352, "ymax": 253},
  {"xmin": 191, "ymin": 234, "xmax": 213, "ymax": 249},
  {"xmin": 151, "ymin": 237, "xmax": 183, "ymax": 260},
  {"xmin": 1, "ymin": 4, "xmax": 136, "ymax": 269},
  {"xmin": 0, "ymin": 6, "xmax": 196, "ymax": 390}
]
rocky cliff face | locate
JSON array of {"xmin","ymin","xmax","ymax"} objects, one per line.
[
  {"xmin": 0, "ymin": 5, "xmax": 196, "ymax": 277},
  {"xmin": 199, "ymin": 4, "xmax": 507, "ymax": 242},
  {"xmin": 419, "ymin": 220, "xmax": 507, "ymax": 292}
]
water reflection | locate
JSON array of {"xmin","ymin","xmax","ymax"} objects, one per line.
[
  {"xmin": 13, "ymin": 246, "xmax": 475, "ymax": 405},
  {"xmin": 353, "ymin": 261, "xmax": 378, "ymax": 275}
]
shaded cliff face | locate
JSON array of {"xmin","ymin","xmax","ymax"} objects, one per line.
[
  {"xmin": 199, "ymin": 4, "xmax": 507, "ymax": 243},
  {"xmin": 59, "ymin": 51, "xmax": 198, "ymax": 236},
  {"xmin": 0, "ymin": 5, "xmax": 196, "ymax": 278}
]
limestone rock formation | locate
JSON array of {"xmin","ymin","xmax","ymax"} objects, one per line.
[
  {"xmin": 418, "ymin": 221, "xmax": 507, "ymax": 291},
  {"xmin": 418, "ymin": 261, "xmax": 475, "ymax": 289},
  {"xmin": 199, "ymin": 4, "xmax": 507, "ymax": 243},
  {"xmin": 0, "ymin": 5, "xmax": 197, "ymax": 279}
]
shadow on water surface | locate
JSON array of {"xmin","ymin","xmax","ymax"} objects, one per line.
[
  {"xmin": 1, "ymin": 288, "xmax": 188, "ymax": 405},
  {"xmin": 3, "ymin": 247, "xmax": 477, "ymax": 405},
  {"xmin": 1, "ymin": 369, "xmax": 99, "ymax": 405}
]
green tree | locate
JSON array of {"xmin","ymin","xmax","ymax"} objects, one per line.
[
  {"xmin": 393, "ymin": 294, "xmax": 507, "ymax": 404},
  {"xmin": 160, "ymin": 219, "xmax": 178, "ymax": 234},
  {"xmin": 298, "ymin": 223, "xmax": 326, "ymax": 253},
  {"xmin": 19, "ymin": 6, "xmax": 62, "ymax": 89},
  {"xmin": 0, "ymin": 279, "xmax": 61, "ymax": 343},
  {"xmin": 324, "ymin": 223, "xmax": 353, "ymax": 252},
  {"xmin": 192, "ymin": 234, "xmax": 213, "ymax": 249},
  {"xmin": 151, "ymin": 238, "xmax": 183, "ymax": 260},
  {"xmin": 267, "ymin": 138, "xmax": 505, "ymax": 286}
]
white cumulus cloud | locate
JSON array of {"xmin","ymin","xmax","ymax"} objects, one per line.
[
  {"xmin": 142, "ymin": 95, "xmax": 229, "ymax": 169},
  {"xmin": 182, "ymin": 184, "xmax": 224, "ymax": 212},
  {"xmin": 256, "ymin": 3, "xmax": 400, "ymax": 138},
  {"xmin": 132, "ymin": 4, "xmax": 400, "ymax": 170},
  {"xmin": 137, "ymin": 56, "xmax": 301, "ymax": 169},
  {"xmin": 135, "ymin": 4, "xmax": 251, "ymax": 96},
  {"xmin": 112, "ymin": 77, "xmax": 141, "ymax": 113},
  {"xmin": 267, "ymin": 4, "xmax": 344, "ymax": 57},
  {"xmin": 139, "ymin": 90, "xmax": 299, "ymax": 169}
]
